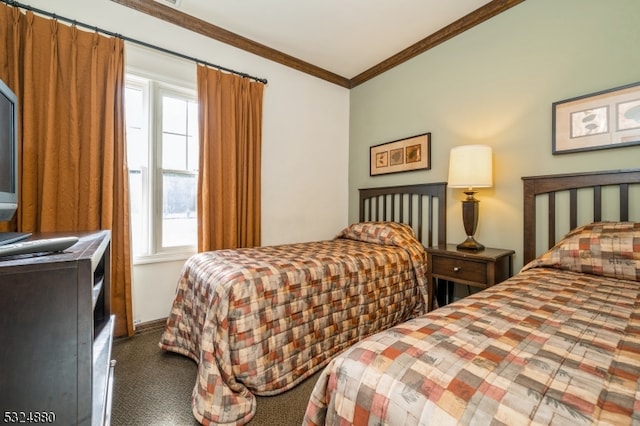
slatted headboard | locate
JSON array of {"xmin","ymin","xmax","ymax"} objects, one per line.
[
  {"xmin": 522, "ymin": 169, "xmax": 640, "ymax": 264},
  {"xmin": 358, "ymin": 182, "xmax": 447, "ymax": 248}
]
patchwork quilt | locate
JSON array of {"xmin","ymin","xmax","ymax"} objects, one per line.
[
  {"xmin": 159, "ymin": 222, "xmax": 429, "ymax": 425},
  {"xmin": 304, "ymin": 221, "xmax": 640, "ymax": 425}
]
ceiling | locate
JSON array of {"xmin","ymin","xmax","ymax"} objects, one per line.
[
  {"xmin": 111, "ymin": 0, "xmax": 524, "ymax": 87},
  {"xmin": 161, "ymin": 0, "xmax": 493, "ymax": 78}
]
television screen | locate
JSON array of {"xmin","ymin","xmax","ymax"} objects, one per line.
[
  {"xmin": 0, "ymin": 78, "xmax": 18, "ymax": 222},
  {"xmin": 0, "ymin": 91, "xmax": 14, "ymax": 192}
]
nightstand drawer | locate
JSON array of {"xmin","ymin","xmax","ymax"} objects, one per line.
[
  {"xmin": 425, "ymin": 245, "xmax": 515, "ymax": 311},
  {"xmin": 431, "ymin": 256, "xmax": 487, "ymax": 285}
]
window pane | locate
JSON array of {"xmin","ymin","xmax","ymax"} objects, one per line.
[
  {"xmin": 187, "ymin": 100, "xmax": 199, "ymax": 171},
  {"xmin": 162, "ymin": 171, "xmax": 197, "ymax": 247},
  {"xmin": 125, "ymin": 84, "xmax": 148, "ymax": 256},
  {"xmin": 162, "ymin": 133, "xmax": 187, "ymax": 170},
  {"xmin": 162, "ymin": 96, "xmax": 187, "ymax": 134},
  {"xmin": 125, "ymin": 87, "xmax": 144, "ymax": 129},
  {"xmin": 188, "ymin": 100, "xmax": 198, "ymax": 137},
  {"xmin": 187, "ymin": 135, "xmax": 199, "ymax": 171},
  {"xmin": 128, "ymin": 169, "xmax": 145, "ymax": 256},
  {"xmin": 125, "ymin": 86, "xmax": 148, "ymax": 169},
  {"xmin": 127, "ymin": 127, "xmax": 148, "ymax": 168}
]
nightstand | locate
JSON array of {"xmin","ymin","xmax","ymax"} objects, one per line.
[{"xmin": 426, "ymin": 244, "xmax": 515, "ymax": 311}]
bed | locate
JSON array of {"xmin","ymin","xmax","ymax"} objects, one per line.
[
  {"xmin": 159, "ymin": 182, "xmax": 447, "ymax": 425},
  {"xmin": 303, "ymin": 168, "xmax": 640, "ymax": 426}
]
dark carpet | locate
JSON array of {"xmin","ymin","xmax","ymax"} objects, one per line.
[{"xmin": 111, "ymin": 328, "xmax": 322, "ymax": 425}]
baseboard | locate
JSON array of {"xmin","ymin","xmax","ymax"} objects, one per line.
[{"xmin": 134, "ymin": 318, "xmax": 167, "ymax": 334}]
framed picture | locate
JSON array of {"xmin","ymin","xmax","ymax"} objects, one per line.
[
  {"xmin": 370, "ymin": 133, "xmax": 431, "ymax": 176},
  {"xmin": 552, "ymin": 81, "xmax": 640, "ymax": 154}
]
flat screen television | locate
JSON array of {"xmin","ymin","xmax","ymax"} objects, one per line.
[{"xmin": 0, "ymin": 78, "xmax": 18, "ymax": 222}]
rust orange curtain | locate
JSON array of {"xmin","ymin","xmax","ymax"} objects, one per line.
[
  {"xmin": 0, "ymin": 5, "xmax": 134, "ymax": 337},
  {"xmin": 197, "ymin": 65, "xmax": 264, "ymax": 251}
]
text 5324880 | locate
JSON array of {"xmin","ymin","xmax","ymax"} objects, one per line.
[{"xmin": 3, "ymin": 412, "xmax": 56, "ymax": 424}]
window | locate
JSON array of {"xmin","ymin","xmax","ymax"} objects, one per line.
[{"xmin": 125, "ymin": 75, "xmax": 199, "ymax": 261}]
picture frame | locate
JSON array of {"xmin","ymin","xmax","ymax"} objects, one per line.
[
  {"xmin": 552, "ymin": 81, "xmax": 640, "ymax": 154},
  {"xmin": 370, "ymin": 133, "xmax": 431, "ymax": 176}
]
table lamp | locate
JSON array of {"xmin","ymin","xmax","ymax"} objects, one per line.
[{"xmin": 447, "ymin": 144, "xmax": 493, "ymax": 251}]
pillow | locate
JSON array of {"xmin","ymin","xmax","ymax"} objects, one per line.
[
  {"xmin": 522, "ymin": 221, "xmax": 640, "ymax": 281},
  {"xmin": 336, "ymin": 221, "xmax": 419, "ymax": 247}
]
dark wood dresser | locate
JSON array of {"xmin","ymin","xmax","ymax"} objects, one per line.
[{"xmin": 0, "ymin": 231, "xmax": 114, "ymax": 426}]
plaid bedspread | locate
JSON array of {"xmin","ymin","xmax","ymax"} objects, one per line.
[
  {"xmin": 303, "ymin": 267, "xmax": 640, "ymax": 425},
  {"xmin": 159, "ymin": 222, "xmax": 428, "ymax": 425}
]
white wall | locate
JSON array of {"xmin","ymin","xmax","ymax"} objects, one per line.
[{"xmin": 24, "ymin": 0, "xmax": 350, "ymax": 324}]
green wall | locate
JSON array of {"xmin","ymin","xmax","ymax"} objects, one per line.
[{"xmin": 349, "ymin": 0, "xmax": 640, "ymax": 268}]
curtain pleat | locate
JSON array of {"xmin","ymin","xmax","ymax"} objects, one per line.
[
  {"xmin": 0, "ymin": 4, "xmax": 134, "ymax": 337},
  {"xmin": 197, "ymin": 65, "xmax": 264, "ymax": 251}
]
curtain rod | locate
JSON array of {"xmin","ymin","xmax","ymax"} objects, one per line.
[{"xmin": 1, "ymin": 0, "xmax": 268, "ymax": 84}]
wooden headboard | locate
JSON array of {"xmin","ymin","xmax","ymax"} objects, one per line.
[
  {"xmin": 522, "ymin": 169, "xmax": 640, "ymax": 264},
  {"xmin": 358, "ymin": 182, "xmax": 447, "ymax": 248}
]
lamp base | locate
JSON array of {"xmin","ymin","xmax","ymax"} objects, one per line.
[
  {"xmin": 457, "ymin": 192, "xmax": 484, "ymax": 251},
  {"xmin": 457, "ymin": 236, "xmax": 485, "ymax": 251}
]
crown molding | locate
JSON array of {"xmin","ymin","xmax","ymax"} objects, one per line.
[
  {"xmin": 111, "ymin": 0, "xmax": 525, "ymax": 88},
  {"xmin": 349, "ymin": 0, "xmax": 526, "ymax": 88}
]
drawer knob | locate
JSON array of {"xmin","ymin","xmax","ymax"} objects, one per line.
[{"xmin": 453, "ymin": 266, "xmax": 461, "ymax": 272}]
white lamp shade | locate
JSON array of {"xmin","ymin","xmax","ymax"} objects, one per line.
[{"xmin": 447, "ymin": 145, "xmax": 493, "ymax": 188}]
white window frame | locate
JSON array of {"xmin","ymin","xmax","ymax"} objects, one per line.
[{"xmin": 126, "ymin": 73, "xmax": 198, "ymax": 264}]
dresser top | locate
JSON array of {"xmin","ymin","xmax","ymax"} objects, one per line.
[{"xmin": 0, "ymin": 230, "xmax": 110, "ymax": 269}]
